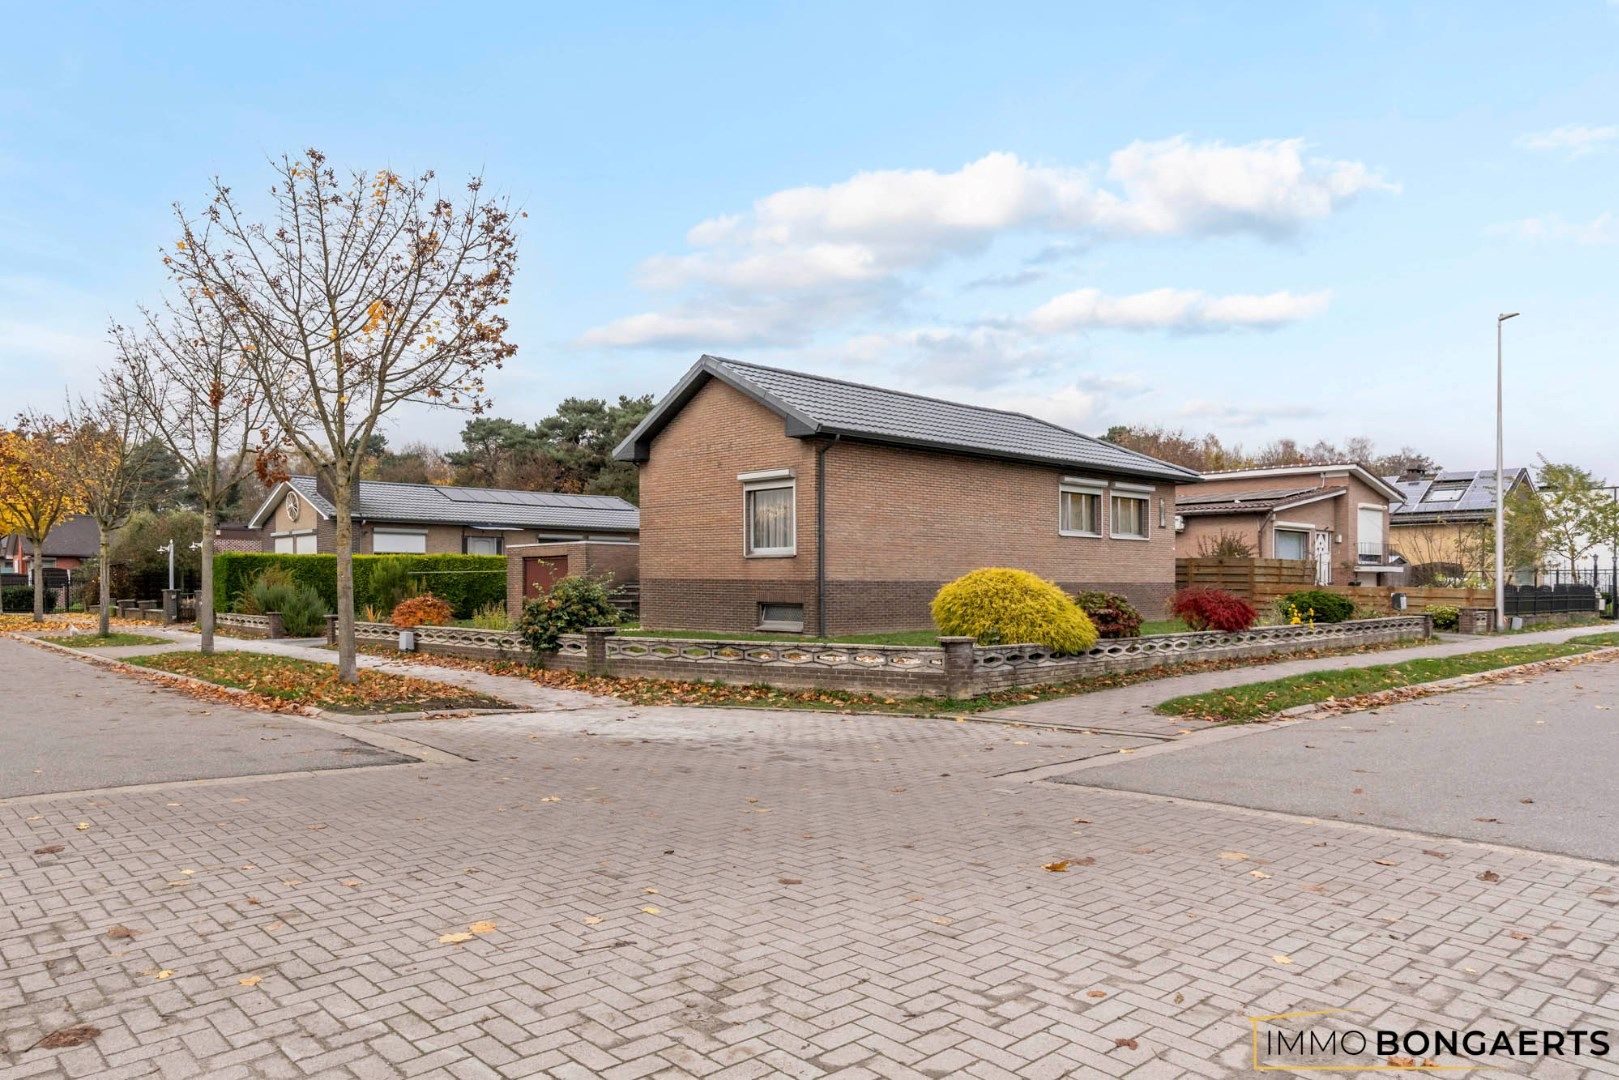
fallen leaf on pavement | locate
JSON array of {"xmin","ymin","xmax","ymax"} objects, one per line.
[
  {"xmin": 1475, "ymin": 817, "xmax": 1502, "ymax": 823},
  {"xmin": 1249, "ymin": 870, "xmax": 1271, "ymax": 879},
  {"xmin": 438, "ymin": 932, "xmax": 475, "ymax": 944},
  {"xmin": 1508, "ymin": 930, "xmax": 1531, "ymax": 940},
  {"xmin": 1388, "ymin": 1057, "xmax": 1416, "ymax": 1068},
  {"xmin": 105, "ymin": 925, "xmax": 138, "ymax": 939},
  {"xmin": 778, "ymin": 877, "xmax": 802, "ymax": 885},
  {"xmin": 31, "ymin": 1025, "xmax": 100, "ymax": 1050},
  {"xmin": 147, "ymin": 969, "xmax": 174, "ymax": 980},
  {"xmin": 1173, "ymin": 992, "xmax": 1184, "ymax": 1004},
  {"xmin": 1421, "ymin": 850, "xmax": 1449, "ymax": 859},
  {"xmin": 469, "ymin": 921, "xmax": 498, "ymax": 935},
  {"xmin": 1301, "ymin": 883, "xmax": 1327, "ymax": 894},
  {"xmin": 238, "ymin": 974, "xmax": 263, "ymax": 987},
  {"xmin": 306, "ymin": 823, "xmax": 326, "ymax": 831},
  {"xmin": 1114, "ymin": 1037, "xmax": 1139, "ymax": 1050},
  {"xmin": 75, "ymin": 822, "xmax": 91, "ymax": 831},
  {"xmin": 33, "ymin": 845, "xmax": 64, "ymax": 855},
  {"xmin": 1520, "ymin": 798, "xmax": 1534, "ymax": 804},
  {"xmin": 1086, "ymin": 990, "xmax": 1107, "ymax": 998},
  {"xmin": 1478, "ymin": 870, "xmax": 1502, "ymax": 883},
  {"xmin": 931, "ymin": 916, "xmax": 952, "ymax": 925},
  {"xmin": 583, "ymin": 915, "xmax": 603, "ymax": 925},
  {"xmin": 342, "ymin": 879, "xmax": 362, "ymax": 888},
  {"xmin": 1373, "ymin": 859, "xmax": 1398, "ymax": 866},
  {"xmin": 1219, "ymin": 851, "xmax": 1249, "ymax": 861},
  {"xmin": 1043, "ymin": 860, "xmax": 1070, "ymax": 873},
  {"xmin": 641, "ymin": 906, "xmax": 661, "ymax": 915},
  {"xmin": 1272, "ymin": 954, "xmax": 1293, "ymax": 965}
]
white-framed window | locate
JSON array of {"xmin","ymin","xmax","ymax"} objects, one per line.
[
  {"xmin": 465, "ymin": 535, "xmax": 502, "ymax": 556},
  {"xmin": 273, "ymin": 532, "xmax": 317, "ymax": 554},
  {"xmin": 1059, "ymin": 482, "xmax": 1103, "ymax": 536},
  {"xmin": 741, "ymin": 470, "xmax": 796, "ymax": 557},
  {"xmin": 373, "ymin": 529, "xmax": 428, "ymax": 554},
  {"xmin": 1274, "ymin": 527, "xmax": 1310, "ymax": 561},
  {"xmin": 1110, "ymin": 493, "xmax": 1150, "ymax": 539}
]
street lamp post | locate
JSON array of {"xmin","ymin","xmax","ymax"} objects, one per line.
[
  {"xmin": 1495, "ymin": 312, "xmax": 1519, "ymax": 628},
  {"xmin": 157, "ymin": 540, "xmax": 176, "ymax": 592}
]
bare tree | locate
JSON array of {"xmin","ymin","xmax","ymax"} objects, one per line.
[
  {"xmin": 63, "ymin": 382, "xmax": 159, "ymax": 635},
  {"xmin": 113, "ymin": 294, "xmax": 275, "ymax": 653},
  {"xmin": 167, "ymin": 149, "xmax": 519, "ymax": 680}
]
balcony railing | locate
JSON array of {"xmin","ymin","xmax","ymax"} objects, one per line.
[{"xmin": 1356, "ymin": 542, "xmax": 1403, "ymax": 566}]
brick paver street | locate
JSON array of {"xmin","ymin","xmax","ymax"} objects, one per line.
[{"xmin": 3, "ymin": 636, "xmax": 1618, "ymax": 1077}]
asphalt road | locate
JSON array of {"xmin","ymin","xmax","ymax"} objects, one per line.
[
  {"xmin": 1057, "ymin": 652, "xmax": 1619, "ymax": 862},
  {"xmin": 0, "ymin": 637, "xmax": 410, "ymax": 797}
]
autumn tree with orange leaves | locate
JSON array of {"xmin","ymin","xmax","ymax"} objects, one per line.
[
  {"xmin": 165, "ymin": 149, "xmax": 519, "ymax": 682},
  {"xmin": 0, "ymin": 419, "xmax": 87, "ymax": 621}
]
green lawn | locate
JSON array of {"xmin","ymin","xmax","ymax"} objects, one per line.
[
  {"xmin": 1155, "ymin": 631, "xmax": 1619, "ymax": 722},
  {"xmin": 39, "ymin": 632, "xmax": 173, "ymax": 648},
  {"xmin": 124, "ymin": 651, "xmax": 515, "ymax": 714}
]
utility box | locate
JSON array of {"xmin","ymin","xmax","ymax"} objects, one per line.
[{"xmin": 1390, "ymin": 592, "xmax": 1408, "ymax": 611}]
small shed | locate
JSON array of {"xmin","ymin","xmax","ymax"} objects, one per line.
[{"xmin": 506, "ymin": 541, "xmax": 640, "ymax": 621}]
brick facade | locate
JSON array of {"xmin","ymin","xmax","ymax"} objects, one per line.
[
  {"xmin": 506, "ymin": 540, "xmax": 640, "ymax": 620},
  {"xmin": 638, "ymin": 379, "xmax": 1178, "ymax": 634}
]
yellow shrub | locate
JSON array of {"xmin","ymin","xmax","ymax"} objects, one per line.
[{"xmin": 930, "ymin": 568, "xmax": 1099, "ymax": 653}]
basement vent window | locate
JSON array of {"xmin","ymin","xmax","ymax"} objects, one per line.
[{"xmin": 757, "ymin": 603, "xmax": 805, "ymax": 632}]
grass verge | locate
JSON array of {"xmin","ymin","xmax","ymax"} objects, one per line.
[
  {"xmin": 124, "ymin": 651, "xmax": 515, "ymax": 714},
  {"xmin": 349, "ymin": 636, "xmax": 1429, "ymax": 718},
  {"xmin": 1156, "ymin": 631, "xmax": 1619, "ymax": 722},
  {"xmin": 39, "ymin": 632, "xmax": 173, "ymax": 648}
]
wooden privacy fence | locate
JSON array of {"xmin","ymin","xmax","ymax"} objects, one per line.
[{"xmin": 1176, "ymin": 558, "xmax": 1491, "ymax": 612}]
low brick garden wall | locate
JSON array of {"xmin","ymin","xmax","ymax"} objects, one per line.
[{"xmin": 356, "ymin": 616, "xmax": 1432, "ymax": 698}]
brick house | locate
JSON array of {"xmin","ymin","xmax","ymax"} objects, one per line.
[
  {"xmin": 1, "ymin": 514, "xmax": 98, "ymax": 576},
  {"xmin": 1174, "ymin": 463, "xmax": 1406, "ymax": 586},
  {"xmin": 247, "ymin": 476, "xmax": 639, "ymax": 555},
  {"xmin": 613, "ymin": 355, "xmax": 1198, "ymax": 636},
  {"xmin": 1384, "ymin": 467, "xmax": 1537, "ymax": 584}
]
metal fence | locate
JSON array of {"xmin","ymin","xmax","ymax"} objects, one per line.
[{"xmin": 1504, "ymin": 580, "xmax": 1602, "ymax": 617}]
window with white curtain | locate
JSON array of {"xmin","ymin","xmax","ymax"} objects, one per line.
[
  {"xmin": 744, "ymin": 480, "xmax": 795, "ymax": 556},
  {"xmin": 373, "ymin": 530, "xmax": 428, "ymax": 554},
  {"xmin": 274, "ymin": 533, "xmax": 317, "ymax": 554},
  {"xmin": 465, "ymin": 535, "xmax": 502, "ymax": 556},
  {"xmin": 1274, "ymin": 528, "xmax": 1309, "ymax": 561},
  {"xmin": 1059, "ymin": 487, "xmax": 1102, "ymax": 535},
  {"xmin": 1110, "ymin": 494, "xmax": 1149, "ymax": 539}
]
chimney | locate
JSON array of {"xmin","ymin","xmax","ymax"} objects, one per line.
[
  {"xmin": 314, "ymin": 469, "xmax": 336, "ymax": 505},
  {"xmin": 1400, "ymin": 465, "xmax": 1426, "ymax": 482}
]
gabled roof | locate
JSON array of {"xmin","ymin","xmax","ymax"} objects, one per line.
[
  {"xmin": 1197, "ymin": 463, "xmax": 1405, "ymax": 502},
  {"xmin": 1, "ymin": 514, "xmax": 100, "ymax": 558},
  {"xmin": 614, "ymin": 355, "xmax": 1199, "ymax": 483},
  {"xmin": 249, "ymin": 477, "xmax": 639, "ymax": 533},
  {"xmin": 1385, "ymin": 467, "xmax": 1532, "ymax": 522},
  {"xmin": 1175, "ymin": 486, "xmax": 1345, "ymax": 517}
]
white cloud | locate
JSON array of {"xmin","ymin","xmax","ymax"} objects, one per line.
[
  {"xmin": 1026, "ymin": 287, "xmax": 1330, "ymax": 334},
  {"xmin": 581, "ymin": 138, "xmax": 1387, "ymax": 349},
  {"xmin": 1176, "ymin": 398, "xmax": 1324, "ymax": 428},
  {"xmin": 987, "ymin": 385, "xmax": 1106, "ymax": 432},
  {"xmin": 1499, "ymin": 212, "xmax": 1618, "ymax": 245},
  {"xmin": 1517, "ymin": 124, "xmax": 1619, "ymax": 157}
]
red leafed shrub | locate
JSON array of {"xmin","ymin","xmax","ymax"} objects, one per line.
[
  {"xmin": 1170, "ymin": 587, "xmax": 1259, "ymax": 633},
  {"xmin": 391, "ymin": 594, "xmax": 454, "ymax": 628}
]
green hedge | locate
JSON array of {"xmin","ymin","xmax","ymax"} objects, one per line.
[{"xmin": 214, "ymin": 553, "xmax": 506, "ymax": 618}]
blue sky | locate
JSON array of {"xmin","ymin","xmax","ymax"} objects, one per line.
[{"xmin": 3, "ymin": 2, "xmax": 1616, "ymax": 479}]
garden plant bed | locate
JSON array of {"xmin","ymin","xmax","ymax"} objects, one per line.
[
  {"xmin": 1156, "ymin": 631, "xmax": 1619, "ymax": 722},
  {"xmin": 124, "ymin": 651, "xmax": 515, "ymax": 714},
  {"xmin": 38, "ymin": 632, "xmax": 173, "ymax": 648},
  {"xmin": 351, "ymin": 635, "xmax": 1433, "ymax": 717},
  {"xmin": 0, "ymin": 614, "xmax": 146, "ymax": 636}
]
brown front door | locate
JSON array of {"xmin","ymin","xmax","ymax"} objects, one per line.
[{"xmin": 523, "ymin": 556, "xmax": 569, "ymax": 599}]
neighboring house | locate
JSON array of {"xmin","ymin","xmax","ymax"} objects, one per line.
[
  {"xmin": 214, "ymin": 522, "xmax": 263, "ymax": 553},
  {"xmin": 1175, "ymin": 463, "xmax": 1406, "ymax": 586},
  {"xmin": 613, "ymin": 355, "xmax": 1198, "ymax": 636},
  {"xmin": 1, "ymin": 514, "xmax": 99, "ymax": 577},
  {"xmin": 247, "ymin": 476, "xmax": 639, "ymax": 555},
  {"xmin": 1384, "ymin": 467, "xmax": 1536, "ymax": 584}
]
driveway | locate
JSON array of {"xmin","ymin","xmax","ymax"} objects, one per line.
[
  {"xmin": 3, "ymin": 648, "xmax": 1617, "ymax": 1077},
  {"xmin": 0, "ymin": 638, "xmax": 412, "ymax": 798},
  {"xmin": 1056, "ymin": 650, "xmax": 1619, "ymax": 862}
]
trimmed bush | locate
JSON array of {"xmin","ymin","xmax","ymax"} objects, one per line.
[
  {"xmin": 1276, "ymin": 589, "xmax": 1355, "ymax": 624},
  {"xmin": 239, "ymin": 569, "xmax": 329, "ymax": 636},
  {"xmin": 1426, "ymin": 604, "xmax": 1460, "ymax": 631},
  {"xmin": 931, "ymin": 568, "xmax": 1099, "ymax": 653},
  {"xmin": 215, "ymin": 552, "xmax": 505, "ymax": 618},
  {"xmin": 519, "ymin": 576, "xmax": 621, "ymax": 655},
  {"xmin": 391, "ymin": 594, "xmax": 455, "ymax": 628},
  {"xmin": 2, "ymin": 585, "xmax": 55, "ymax": 614},
  {"xmin": 1072, "ymin": 590, "xmax": 1142, "ymax": 640},
  {"xmin": 367, "ymin": 556, "xmax": 419, "ymax": 615},
  {"xmin": 1170, "ymin": 587, "xmax": 1259, "ymax": 633}
]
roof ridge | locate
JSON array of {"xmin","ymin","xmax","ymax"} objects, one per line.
[{"xmin": 706, "ymin": 355, "xmax": 1193, "ymax": 476}]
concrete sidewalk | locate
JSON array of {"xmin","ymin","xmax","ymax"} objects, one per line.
[{"xmin": 980, "ymin": 621, "xmax": 1615, "ymax": 736}]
